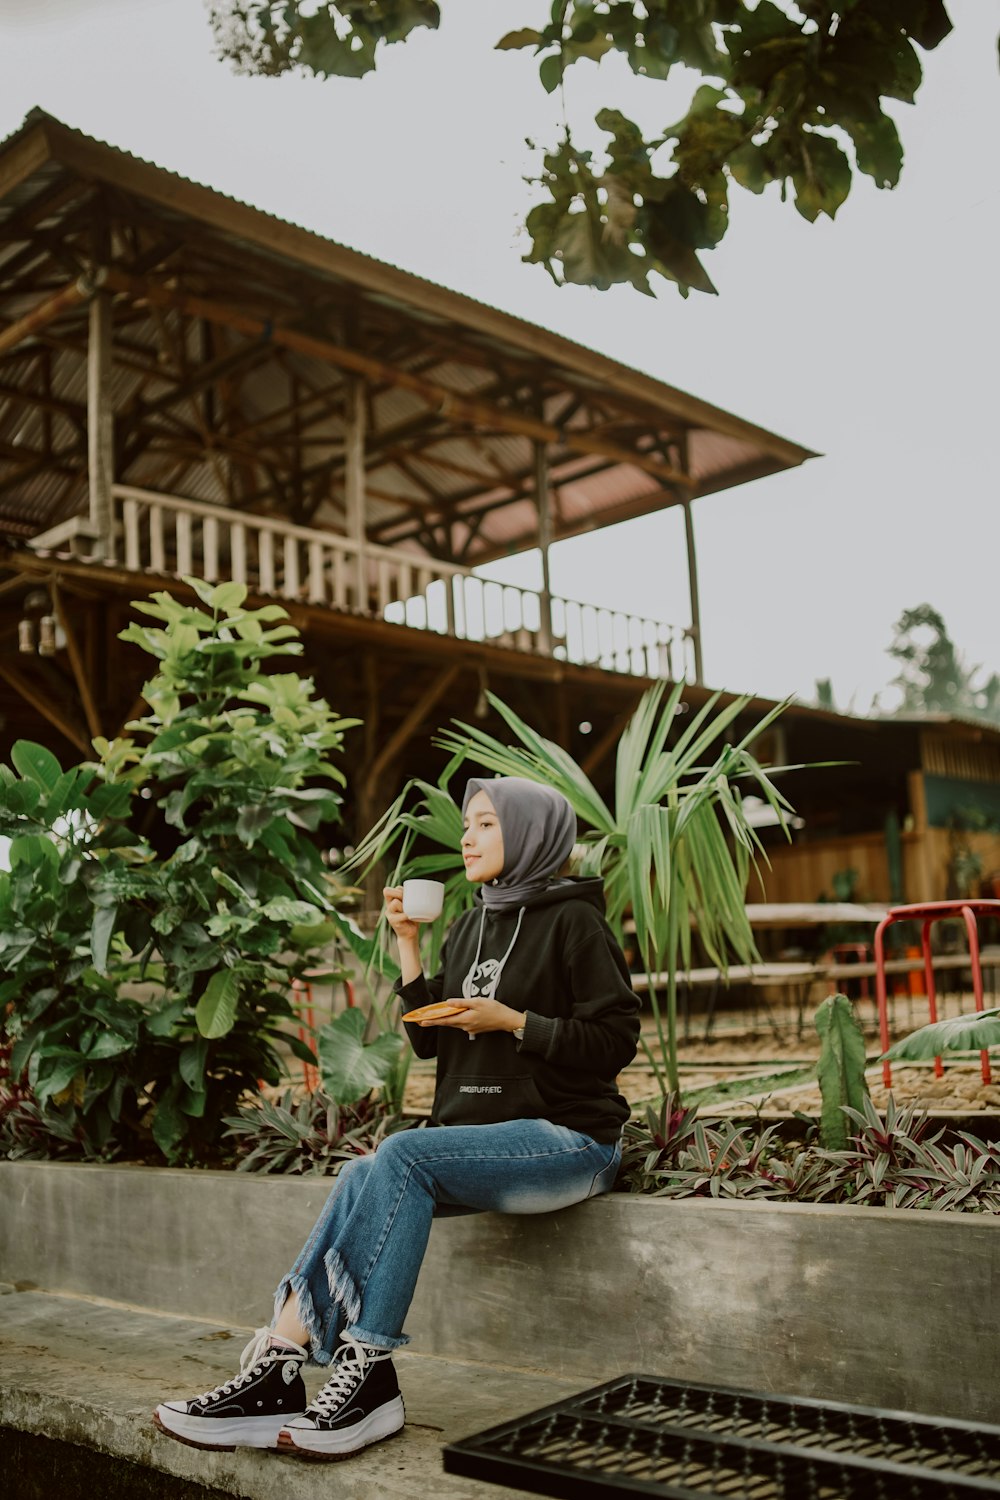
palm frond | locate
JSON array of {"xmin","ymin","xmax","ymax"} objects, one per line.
[
  {"xmin": 436, "ymin": 692, "xmax": 615, "ymax": 832},
  {"xmin": 616, "ymin": 681, "xmax": 679, "ymax": 818}
]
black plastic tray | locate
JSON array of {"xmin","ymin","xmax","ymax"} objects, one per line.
[{"xmin": 442, "ymin": 1373, "xmax": 1000, "ymax": 1499}]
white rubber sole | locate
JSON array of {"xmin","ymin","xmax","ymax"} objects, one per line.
[
  {"xmin": 277, "ymin": 1395, "xmax": 405, "ymax": 1459},
  {"xmin": 154, "ymin": 1403, "xmax": 296, "ymax": 1449}
]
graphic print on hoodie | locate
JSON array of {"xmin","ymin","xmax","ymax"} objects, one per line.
[{"xmin": 395, "ymin": 877, "xmax": 641, "ymax": 1142}]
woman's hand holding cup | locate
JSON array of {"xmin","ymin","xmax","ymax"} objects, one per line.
[
  {"xmin": 383, "ymin": 886, "xmax": 420, "ymax": 943},
  {"xmin": 384, "ymin": 880, "xmax": 445, "ymax": 941}
]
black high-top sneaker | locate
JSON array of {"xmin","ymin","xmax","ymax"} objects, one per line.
[
  {"xmin": 277, "ymin": 1332, "xmax": 405, "ymax": 1460},
  {"xmin": 154, "ymin": 1329, "xmax": 307, "ymax": 1450}
]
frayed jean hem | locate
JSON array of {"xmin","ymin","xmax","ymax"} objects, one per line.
[{"xmin": 272, "ymin": 1272, "xmax": 336, "ymax": 1367}]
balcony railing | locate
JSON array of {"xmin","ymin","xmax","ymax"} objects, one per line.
[{"xmin": 29, "ymin": 485, "xmax": 693, "ymax": 681}]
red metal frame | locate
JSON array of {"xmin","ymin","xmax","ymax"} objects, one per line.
[
  {"xmin": 875, "ymin": 900, "xmax": 1000, "ymax": 1088},
  {"xmin": 291, "ymin": 977, "xmax": 320, "ymax": 1093}
]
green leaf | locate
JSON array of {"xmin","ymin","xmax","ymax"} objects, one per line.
[
  {"xmin": 33, "ymin": 1052, "xmax": 86, "ymax": 1102},
  {"xmin": 209, "ymin": 581, "xmax": 248, "ymax": 613},
  {"xmin": 283, "ymin": 1033, "xmax": 318, "ymax": 1066},
  {"xmin": 317, "ymin": 1008, "xmax": 405, "ymax": 1106},
  {"xmin": 539, "ymin": 53, "xmax": 564, "ymax": 93},
  {"xmin": 179, "ymin": 1037, "xmax": 209, "ymax": 1092},
  {"xmin": 792, "ymin": 132, "xmax": 852, "ymax": 222},
  {"xmin": 260, "ymin": 896, "xmax": 325, "ymax": 925},
  {"xmin": 196, "ymin": 969, "xmax": 242, "ymax": 1039},
  {"xmin": 496, "ymin": 28, "xmax": 542, "ymax": 50},
  {"xmin": 91, "ymin": 904, "xmax": 118, "ymax": 976},
  {"xmin": 848, "ymin": 113, "xmax": 903, "ymax": 190},
  {"xmin": 884, "ymin": 1008, "xmax": 1000, "ymax": 1062},
  {"xmin": 9, "ymin": 833, "xmax": 58, "ymax": 872},
  {"xmin": 11, "ymin": 740, "xmax": 63, "ymax": 791},
  {"xmin": 86, "ymin": 1030, "xmax": 133, "ymax": 1060},
  {"xmin": 236, "ymin": 805, "xmax": 272, "ymax": 846},
  {"xmin": 145, "ymin": 999, "xmax": 186, "ymax": 1037},
  {"xmin": 152, "ymin": 1088, "xmax": 187, "ymax": 1156}
]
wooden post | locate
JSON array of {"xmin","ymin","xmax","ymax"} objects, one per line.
[
  {"xmin": 51, "ymin": 584, "xmax": 102, "ymax": 741},
  {"xmin": 534, "ymin": 438, "xmax": 554, "ymax": 654},
  {"xmin": 681, "ymin": 496, "xmax": 703, "ymax": 686},
  {"xmin": 675, "ymin": 432, "xmax": 703, "ymax": 686},
  {"xmin": 88, "ymin": 291, "xmax": 114, "ymax": 561},
  {"xmin": 345, "ymin": 376, "xmax": 367, "ymax": 612}
]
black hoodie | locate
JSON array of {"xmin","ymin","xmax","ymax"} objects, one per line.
[{"xmin": 394, "ymin": 877, "xmax": 640, "ymax": 1143}]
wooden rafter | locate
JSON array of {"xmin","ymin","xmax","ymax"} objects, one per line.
[
  {"xmin": 0, "ymin": 657, "xmax": 90, "ymax": 754},
  {"xmin": 50, "ymin": 581, "xmax": 102, "ymax": 739},
  {"xmin": 0, "ymin": 275, "xmax": 95, "ymax": 357},
  {"xmin": 100, "ymin": 270, "xmax": 692, "ymax": 489}
]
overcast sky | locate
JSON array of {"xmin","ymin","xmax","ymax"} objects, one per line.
[{"xmin": 2, "ymin": 0, "xmax": 997, "ymax": 712}]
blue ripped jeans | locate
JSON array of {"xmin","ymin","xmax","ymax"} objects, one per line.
[{"xmin": 272, "ymin": 1119, "xmax": 621, "ymax": 1362}]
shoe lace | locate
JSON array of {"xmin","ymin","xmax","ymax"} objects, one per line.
[
  {"xmin": 309, "ymin": 1335, "xmax": 392, "ymax": 1416},
  {"xmin": 195, "ymin": 1327, "xmax": 300, "ymax": 1405}
]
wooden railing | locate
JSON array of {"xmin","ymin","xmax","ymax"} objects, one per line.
[{"xmin": 32, "ymin": 486, "xmax": 693, "ymax": 681}]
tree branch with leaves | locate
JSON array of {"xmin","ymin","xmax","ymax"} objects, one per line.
[{"xmin": 207, "ymin": 0, "xmax": 956, "ymax": 296}]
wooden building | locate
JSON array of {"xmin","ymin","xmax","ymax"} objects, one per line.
[
  {"xmin": 0, "ymin": 111, "xmax": 815, "ymax": 820},
  {"xmin": 748, "ymin": 711, "xmax": 1000, "ymax": 909},
  {"xmin": 3, "ymin": 111, "xmax": 993, "ymax": 906}
]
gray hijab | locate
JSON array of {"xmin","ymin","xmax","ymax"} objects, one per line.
[{"xmin": 462, "ymin": 776, "xmax": 576, "ymax": 910}]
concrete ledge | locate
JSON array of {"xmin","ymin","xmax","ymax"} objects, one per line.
[
  {"xmin": 2, "ymin": 1161, "xmax": 999, "ymax": 1423},
  {"xmin": 0, "ymin": 1289, "xmax": 555, "ymax": 1499}
]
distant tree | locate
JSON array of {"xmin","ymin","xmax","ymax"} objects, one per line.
[
  {"xmin": 880, "ymin": 603, "xmax": 1000, "ymax": 725},
  {"xmin": 814, "ymin": 677, "xmax": 837, "ymax": 712},
  {"xmin": 206, "ymin": 1, "xmax": 957, "ymax": 297}
]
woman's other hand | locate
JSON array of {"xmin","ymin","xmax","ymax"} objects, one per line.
[{"xmin": 420, "ymin": 998, "xmax": 527, "ymax": 1036}]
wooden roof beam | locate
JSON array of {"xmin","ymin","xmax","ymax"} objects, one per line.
[
  {"xmin": 119, "ymin": 338, "xmax": 274, "ymax": 431},
  {"xmin": 0, "ymin": 273, "xmax": 98, "ymax": 357},
  {"xmin": 99, "ymin": 269, "xmax": 693, "ymax": 489}
]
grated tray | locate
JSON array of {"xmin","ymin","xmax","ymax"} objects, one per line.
[{"xmin": 442, "ymin": 1374, "xmax": 1000, "ymax": 1499}]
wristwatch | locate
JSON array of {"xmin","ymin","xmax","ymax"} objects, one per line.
[{"xmin": 513, "ymin": 1013, "xmax": 527, "ymax": 1041}]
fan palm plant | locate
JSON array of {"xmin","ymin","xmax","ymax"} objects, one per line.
[{"xmin": 351, "ymin": 681, "xmax": 798, "ymax": 1096}]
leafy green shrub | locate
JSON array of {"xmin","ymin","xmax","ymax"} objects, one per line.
[
  {"xmin": 223, "ymin": 1087, "xmax": 416, "ymax": 1174},
  {"xmin": 109, "ymin": 578, "xmax": 358, "ymax": 1044},
  {"xmin": 1, "ymin": 579, "xmax": 363, "ymax": 1162},
  {"xmin": 0, "ymin": 742, "xmax": 176, "ymax": 1157}
]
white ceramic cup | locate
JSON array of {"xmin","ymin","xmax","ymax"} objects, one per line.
[{"xmin": 401, "ymin": 878, "xmax": 445, "ymax": 922}]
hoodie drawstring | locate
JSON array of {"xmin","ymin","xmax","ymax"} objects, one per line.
[{"xmin": 460, "ymin": 906, "xmax": 526, "ymax": 1040}]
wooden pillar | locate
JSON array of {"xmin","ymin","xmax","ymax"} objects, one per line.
[
  {"xmin": 345, "ymin": 376, "xmax": 367, "ymax": 612},
  {"xmin": 681, "ymin": 495, "xmax": 703, "ymax": 686},
  {"xmin": 88, "ymin": 291, "xmax": 114, "ymax": 560},
  {"xmin": 676, "ymin": 433, "xmax": 702, "ymax": 686},
  {"xmin": 534, "ymin": 438, "xmax": 554, "ymax": 653},
  {"xmin": 906, "ymin": 769, "xmax": 935, "ymax": 903}
]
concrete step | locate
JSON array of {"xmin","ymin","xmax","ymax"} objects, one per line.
[{"xmin": 0, "ymin": 1287, "xmax": 584, "ymax": 1499}]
